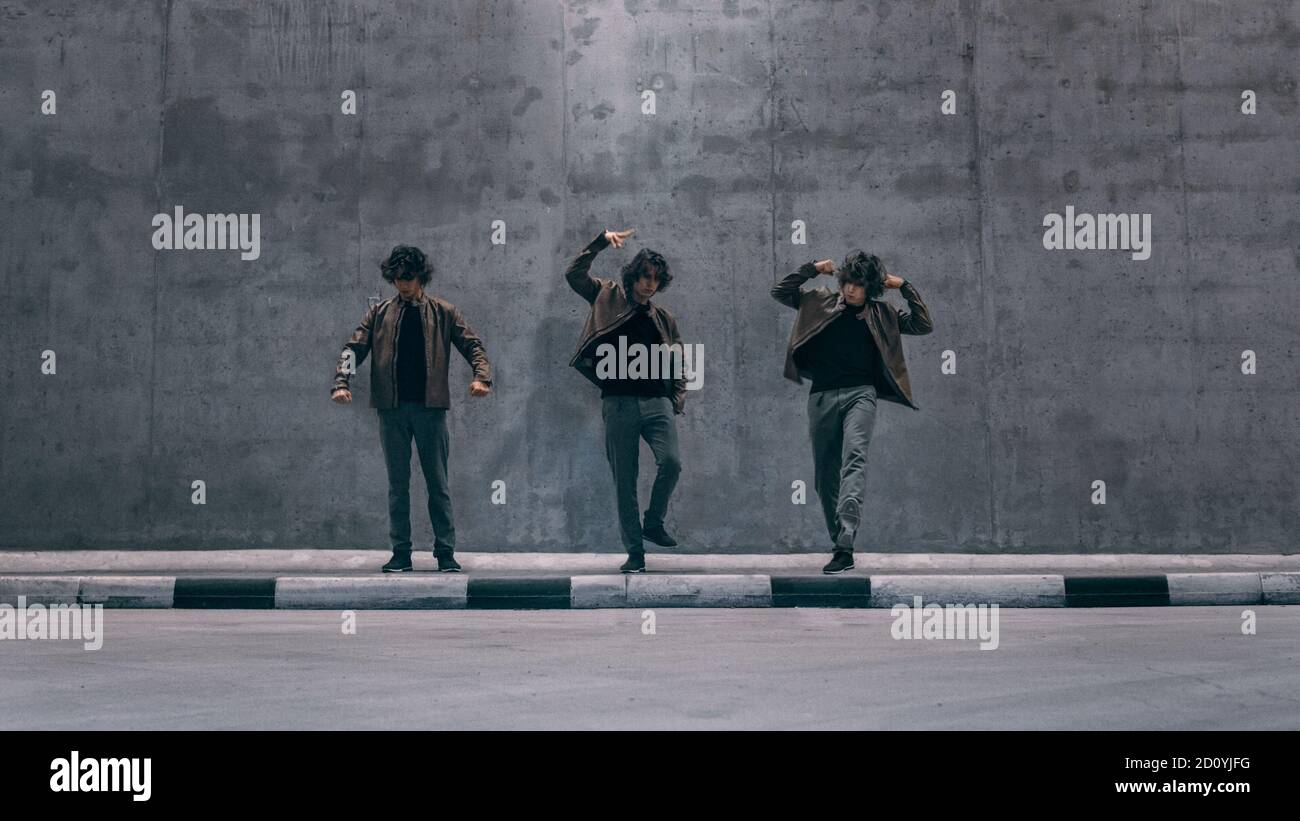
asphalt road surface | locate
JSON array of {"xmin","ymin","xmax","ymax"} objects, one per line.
[{"xmin": 2, "ymin": 607, "xmax": 1296, "ymax": 730}]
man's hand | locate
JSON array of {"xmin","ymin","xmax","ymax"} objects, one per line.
[
  {"xmin": 604, "ymin": 228, "xmax": 635, "ymax": 248},
  {"xmin": 331, "ymin": 388, "xmax": 352, "ymax": 404},
  {"xmin": 814, "ymin": 259, "xmax": 836, "ymax": 275},
  {"xmin": 469, "ymin": 380, "xmax": 491, "ymax": 397},
  {"xmin": 883, "ymin": 272, "xmax": 905, "ymax": 289}
]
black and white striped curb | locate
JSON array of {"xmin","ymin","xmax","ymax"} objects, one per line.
[{"xmin": 1, "ymin": 572, "xmax": 1298, "ymax": 609}]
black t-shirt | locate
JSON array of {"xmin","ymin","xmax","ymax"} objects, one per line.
[
  {"xmin": 594, "ymin": 304, "xmax": 668, "ymax": 398},
  {"xmin": 794, "ymin": 301, "xmax": 887, "ymax": 394},
  {"xmin": 395, "ymin": 301, "xmax": 427, "ymax": 402}
]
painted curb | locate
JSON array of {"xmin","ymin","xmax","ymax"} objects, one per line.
[
  {"xmin": 0, "ymin": 576, "xmax": 82, "ymax": 606},
  {"xmin": 468, "ymin": 577, "xmax": 571, "ymax": 609},
  {"xmin": 869, "ymin": 574, "xmax": 1066, "ymax": 608},
  {"xmin": 1261, "ymin": 572, "xmax": 1300, "ymax": 604},
  {"xmin": 772, "ymin": 576, "xmax": 871, "ymax": 608},
  {"xmin": 626, "ymin": 574, "xmax": 771, "ymax": 608},
  {"xmin": 570, "ymin": 575, "xmax": 628, "ymax": 608},
  {"xmin": 275, "ymin": 576, "xmax": 467, "ymax": 609},
  {"xmin": 174, "ymin": 577, "xmax": 276, "ymax": 609},
  {"xmin": 79, "ymin": 576, "xmax": 175, "ymax": 608},
  {"xmin": 1064, "ymin": 575, "xmax": 1170, "ymax": 607},
  {"xmin": 1167, "ymin": 572, "xmax": 1263, "ymax": 606},
  {"xmin": 0, "ymin": 573, "xmax": 1296, "ymax": 609}
]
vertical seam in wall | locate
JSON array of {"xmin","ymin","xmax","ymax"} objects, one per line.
[
  {"xmin": 767, "ymin": 0, "xmax": 776, "ymax": 284},
  {"xmin": 354, "ymin": 3, "xmax": 368, "ymax": 524},
  {"xmin": 968, "ymin": 0, "xmax": 997, "ymax": 550},
  {"xmin": 1172, "ymin": 3, "xmax": 1200, "ymax": 548},
  {"xmin": 764, "ymin": 1, "xmax": 778, "ymax": 544},
  {"xmin": 561, "ymin": 2, "xmax": 568, "ymax": 253},
  {"xmin": 356, "ymin": 5, "xmax": 366, "ymax": 289},
  {"xmin": 147, "ymin": 0, "xmax": 174, "ymax": 545}
]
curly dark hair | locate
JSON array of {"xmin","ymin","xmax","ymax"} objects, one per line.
[
  {"xmin": 621, "ymin": 248, "xmax": 672, "ymax": 296},
  {"xmin": 837, "ymin": 250, "xmax": 885, "ymax": 299},
  {"xmin": 380, "ymin": 245, "xmax": 433, "ymax": 285}
]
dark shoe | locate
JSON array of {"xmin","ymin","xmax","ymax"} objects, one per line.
[
  {"xmin": 382, "ymin": 553, "xmax": 413, "ymax": 573},
  {"xmin": 822, "ymin": 551, "xmax": 855, "ymax": 575},
  {"xmin": 642, "ymin": 523, "xmax": 677, "ymax": 547},
  {"xmin": 436, "ymin": 554, "xmax": 462, "ymax": 573},
  {"xmin": 620, "ymin": 554, "xmax": 646, "ymax": 574}
]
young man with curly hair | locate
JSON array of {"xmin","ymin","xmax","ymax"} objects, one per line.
[
  {"xmin": 771, "ymin": 251, "xmax": 933, "ymax": 574},
  {"xmin": 331, "ymin": 245, "xmax": 493, "ymax": 573},
  {"xmin": 564, "ymin": 227, "xmax": 687, "ymax": 573}
]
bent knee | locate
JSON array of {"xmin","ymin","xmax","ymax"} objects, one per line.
[{"xmin": 658, "ymin": 456, "xmax": 682, "ymax": 476}]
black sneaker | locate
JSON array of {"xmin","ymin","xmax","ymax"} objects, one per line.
[
  {"xmin": 382, "ymin": 553, "xmax": 413, "ymax": 573},
  {"xmin": 436, "ymin": 554, "xmax": 462, "ymax": 573},
  {"xmin": 822, "ymin": 551, "xmax": 855, "ymax": 575},
  {"xmin": 642, "ymin": 523, "xmax": 677, "ymax": 547},
  {"xmin": 620, "ymin": 554, "xmax": 646, "ymax": 574}
]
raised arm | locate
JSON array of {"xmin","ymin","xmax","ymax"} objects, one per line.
[
  {"xmin": 332, "ymin": 302, "xmax": 378, "ymax": 395},
  {"xmin": 564, "ymin": 231, "xmax": 606, "ymax": 303},
  {"xmin": 770, "ymin": 259, "xmax": 832, "ymax": 308},
  {"xmin": 895, "ymin": 279, "xmax": 934, "ymax": 335}
]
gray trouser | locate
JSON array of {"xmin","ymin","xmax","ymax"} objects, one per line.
[
  {"xmin": 807, "ymin": 384, "xmax": 878, "ymax": 553},
  {"xmin": 377, "ymin": 399, "xmax": 455, "ymax": 556},
  {"xmin": 602, "ymin": 395, "xmax": 682, "ymax": 556}
]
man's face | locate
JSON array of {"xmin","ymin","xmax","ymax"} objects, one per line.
[
  {"xmin": 840, "ymin": 281, "xmax": 866, "ymax": 306},
  {"xmin": 393, "ymin": 275, "xmax": 421, "ymax": 300},
  {"xmin": 633, "ymin": 266, "xmax": 660, "ymax": 302}
]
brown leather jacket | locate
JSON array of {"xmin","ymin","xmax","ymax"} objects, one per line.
[
  {"xmin": 332, "ymin": 290, "xmax": 492, "ymax": 410},
  {"xmin": 771, "ymin": 262, "xmax": 933, "ymax": 410},
  {"xmin": 564, "ymin": 231, "xmax": 687, "ymax": 414}
]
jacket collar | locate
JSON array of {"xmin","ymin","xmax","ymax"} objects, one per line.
[
  {"xmin": 837, "ymin": 293, "xmax": 878, "ymax": 322},
  {"xmin": 396, "ymin": 290, "xmax": 427, "ymax": 307},
  {"xmin": 620, "ymin": 284, "xmax": 654, "ymax": 312},
  {"xmin": 833, "ymin": 293, "xmax": 873, "ymax": 314}
]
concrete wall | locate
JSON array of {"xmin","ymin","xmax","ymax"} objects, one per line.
[{"xmin": 2, "ymin": 0, "xmax": 1296, "ymax": 553}]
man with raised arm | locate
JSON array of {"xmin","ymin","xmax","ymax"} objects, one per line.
[
  {"xmin": 771, "ymin": 251, "xmax": 933, "ymax": 574},
  {"xmin": 564, "ymin": 227, "xmax": 687, "ymax": 573}
]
